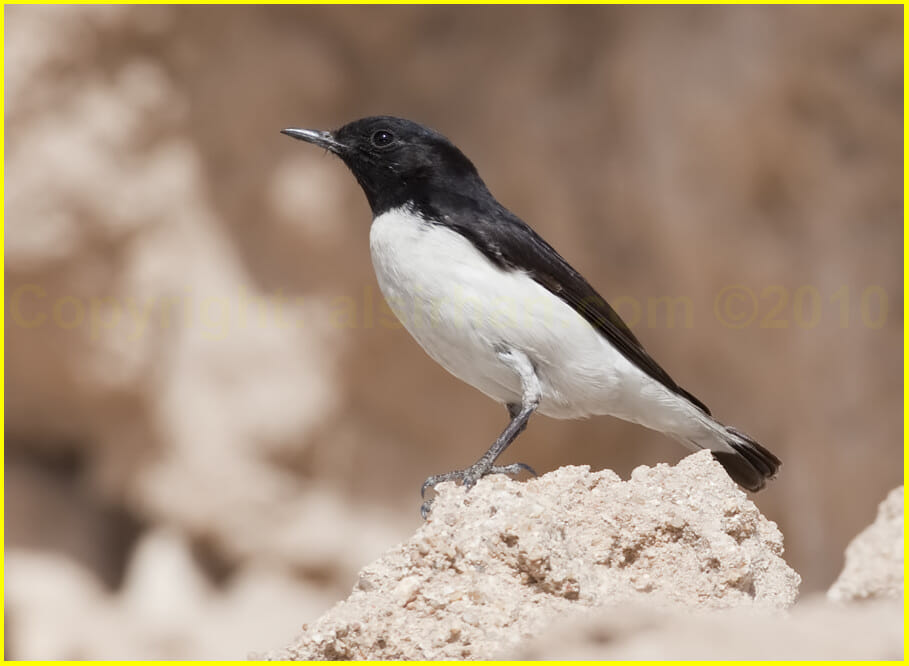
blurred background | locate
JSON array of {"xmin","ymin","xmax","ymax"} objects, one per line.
[{"xmin": 4, "ymin": 4, "xmax": 902, "ymax": 659}]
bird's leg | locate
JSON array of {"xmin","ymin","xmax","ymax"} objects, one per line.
[{"xmin": 421, "ymin": 349, "xmax": 541, "ymax": 518}]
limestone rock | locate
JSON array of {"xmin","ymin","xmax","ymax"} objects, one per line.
[
  {"xmin": 511, "ymin": 595, "xmax": 902, "ymax": 660},
  {"xmin": 828, "ymin": 486, "xmax": 903, "ymax": 602},
  {"xmin": 270, "ymin": 451, "xmax": 799, "ymax": 660}
]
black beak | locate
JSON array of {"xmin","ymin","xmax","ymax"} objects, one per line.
[{"xmin": 280, "ymin": 128, "xmax": 345, "ymax": 154}]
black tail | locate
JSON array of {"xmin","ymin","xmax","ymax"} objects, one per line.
[{"xmin": 710, "ymin": 426, "xmax": 781, "ymax": 492}]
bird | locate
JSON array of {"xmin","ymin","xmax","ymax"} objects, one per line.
[{"xmin": 281, "ymin": 116, "xmax": 780, "ymax": 517}]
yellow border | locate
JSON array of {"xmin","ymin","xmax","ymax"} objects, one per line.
[
  {"xmin": 1, "ymin": 2, "xmax": 905, "ymax": 663},
  {"xmin": 0, "ymin": 0, "xmax": 906, "ymax": 3},
  {"xmin": 903, "ymin": 5, "xmax": 908, "ymax": 663},
  {"xmin": 2, "ymin": 4, "xmax": 6, "ymax": 661}
]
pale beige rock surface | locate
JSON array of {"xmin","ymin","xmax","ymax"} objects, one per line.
[
  {"xmin": 828, "ymin": 485, "xmax": 904, "ymax": 602},
  {"xmin": 5, "ymin": 532, "xmax": 342, "ymax": 660},
  {"xmin": 270, "ymin": 451, "xmax": 800, "ymax": 660},
  {"xmin": 511, "ymin": 596, "xmax": 902, "ymax": 660}
]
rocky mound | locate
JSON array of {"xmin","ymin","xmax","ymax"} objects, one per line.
[
  {"xmin": 828, "ymin": 485, "xmax": 903, "ymax": 602},
  {"xmin": 269, "ymin": 451, "xmax": 799, "ymax": 660}
]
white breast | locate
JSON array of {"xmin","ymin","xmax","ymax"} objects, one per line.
[{"xmin": 369, "ymin": 206, "xmax": 644, "ymax": 419}]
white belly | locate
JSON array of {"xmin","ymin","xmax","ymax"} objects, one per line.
[
  {"xmin": 370, "ymin": 206, "xmax": 638, "ymax": 419},
  {"xmin": 367, "ymin": 205, "xmax": 712, "ymax": 441}
]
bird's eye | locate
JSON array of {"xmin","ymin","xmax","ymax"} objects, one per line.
[{"xmin": 371, "ymin": 130, "xmax": 395, "ymax": 148}]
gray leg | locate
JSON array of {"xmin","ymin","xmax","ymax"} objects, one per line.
[{"xmin": 420, "ymin": 349, "xmax": 542, "ymax": 518}]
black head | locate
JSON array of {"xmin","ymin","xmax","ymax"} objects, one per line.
[{"xmin": 281, "ymin": 116, "xmax": 491, "ymax": 217}]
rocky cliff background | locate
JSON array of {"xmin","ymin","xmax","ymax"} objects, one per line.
[{"xmin": 4, "ymin": 5, "xmax": 902, "ymax": 659}]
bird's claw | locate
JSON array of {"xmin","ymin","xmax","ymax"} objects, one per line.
[
  {"xmin": 419, "ymin": 460, "xmax": 536, "ymax": 518},
  {"xmin": 420, "ymin": 499, "xmax": 434, "ymax": 520},
  {"xmin": 491, "ymin": 462, "xmax": 537, "ymax": 477},
  {"xmin": 421, "ymin": 471, "xmax": 463, "ymax": 498}
]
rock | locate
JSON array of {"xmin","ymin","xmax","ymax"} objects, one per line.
[
  {"xmin": 511, "ymin": 595, "xmax": 902, "ymax": 660},
  {"xmin": 5, "ymin": 4, "xmax": 353, "ymax": 578},
  {"xmin": 270, "ymin": 451, "xmax": 800, "ymax": 660},
  {"xmin": 828, "ymin": 486, "xmax": 903, "ymax": 602},
  {"xmin": 6, "ymin": 534, "xmax": 340, "ymax": 660}
]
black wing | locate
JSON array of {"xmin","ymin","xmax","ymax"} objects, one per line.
[{"xmin": 433, "ymin": 202, "xmax": 711, "ymax": 415}]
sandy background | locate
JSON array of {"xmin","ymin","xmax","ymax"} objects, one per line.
[{"xmin": 4, "ymin": 5, "xmax": 902, "ymax": 658}]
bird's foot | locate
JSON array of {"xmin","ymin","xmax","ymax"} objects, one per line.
[{"xmin": 420, "ymin": 461, "xmax": 536, "ymax": 519}]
